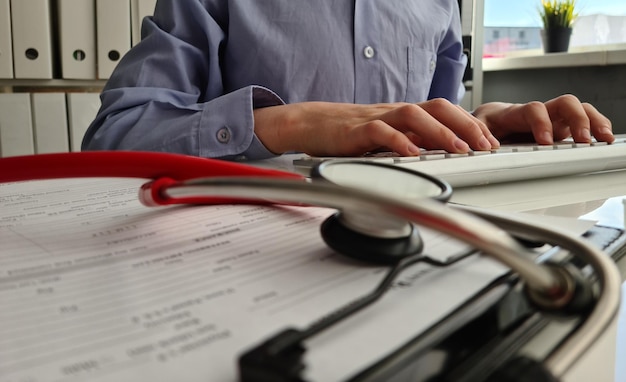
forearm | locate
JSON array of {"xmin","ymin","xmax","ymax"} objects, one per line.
[
  {"xmin": 83, "ymin": 0, "xmax": 287, "ymax": 160},
  {"xmin": 83, "ymin": 86, "xmax": 283, "ymax": 160}
]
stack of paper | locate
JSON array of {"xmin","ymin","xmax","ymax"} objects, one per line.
[{"xmin": 0, "ymin": 177, "xmax": 508, "ymax": 381}]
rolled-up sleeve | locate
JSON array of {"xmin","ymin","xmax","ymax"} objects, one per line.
[{"xmin": 82, "ymin": 0, "xmax": 283, "ymax": 160}]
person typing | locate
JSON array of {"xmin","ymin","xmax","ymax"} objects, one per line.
[{"xmin": 82, "ymin": 0, "xmax": 614, "ymax": 160}]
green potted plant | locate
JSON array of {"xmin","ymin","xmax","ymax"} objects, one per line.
[{"xmin": 538, "ymin": 0, "xmax": 578, "ymax": 53}]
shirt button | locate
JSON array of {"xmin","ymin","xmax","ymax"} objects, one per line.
[
  {"xmin": 430, "ymin": 60, "xmax": 436, "ymax": 71},
  {"xmin": 216, "ymin": 127, "xmax": 231, "ymax": 143},
  {"xmin": 363, "ymin": 46, "xmax": 375, "ymax": 59}
]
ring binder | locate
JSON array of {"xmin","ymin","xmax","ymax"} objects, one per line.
[
  {"xmin": 10, "ymin": 0, "xmax": 54, "ymax": 79},
  {"xmin": 96, "ymin": 0, "xmax": 131, "ymax": 79},
  {"xmin": 0, "ymin": 0, "xmax": 13, "ymax": 78},
  {"xmin": 58, "ymin": 0, "xmax": 97, "ymax": 79}
]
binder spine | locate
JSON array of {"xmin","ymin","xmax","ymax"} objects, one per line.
[
  {"xmin": 0, "ymin": 0, "xmax": 13, "ymax": 78},
  {"xmin": 66, "ymin": 92, "xmax": 101, "ymax": 152},
  {"xmin": 0, "ymin": 93, "xmax": 34, "ymax": 157},
  {"xmin": 31, "ymin": 92, "xmax": 70, "ymax": 154},
  {"xmin": 58, "ymin": 0, "xmax": 97, "ymax": 79},
  {"xmin": 96, "ymin": 0, "xmax": 132, "ymax": 79},
  {"xmin": 10, "ymin": 0, "xmax": 55, "ymax": 79}
]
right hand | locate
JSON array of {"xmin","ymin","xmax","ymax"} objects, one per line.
[{"xmin": 253, "ymin": 99, "xmax": 500, "ymax": 157}]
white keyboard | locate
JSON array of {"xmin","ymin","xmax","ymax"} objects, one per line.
[{"xmin": 293, "ymin": 135, "xmax": 626, "ymax": 187}]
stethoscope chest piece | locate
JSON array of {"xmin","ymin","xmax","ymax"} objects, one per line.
[
  {"xmin": 312, "ymin": 159, "xmax": 452, "ymax": 264},
  {"xmin": 320, "ymin": 211, "xmax": 423, "ymax": 264}
]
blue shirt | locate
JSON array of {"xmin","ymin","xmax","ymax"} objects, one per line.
[{"xmin": 82, "ymin": 0, "xmax": 466, "ymax": 160}]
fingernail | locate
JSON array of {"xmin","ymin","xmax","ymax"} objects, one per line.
[
  {"xmin": 408, "ymin": 143, "xmax": 421, "ymax": 154},
  {"xmin": 600, "ymin": 126, "xmax": 613, "ymax": 136},
  {"xmin": 478, "ymin": 136, "xmax": 491, "ymax": 150},
  {"xmin": 488, "ymin": 135, "xmax": 500, "ymax": 148},
  {"xmin": 540, "ymin": 131, "xmax": 553, "ymax": 144},
  {"xmin": 454, "ymin": 138, "xmax": 470, "ymax": 152},
  {"xmin": 581, "ymin": 129, "xmax": 591, "ymax": 141}
]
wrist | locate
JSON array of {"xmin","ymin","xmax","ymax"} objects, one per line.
[{"xmin": 254, "ymin": 104, "xmax": 298, "ymax": 155}]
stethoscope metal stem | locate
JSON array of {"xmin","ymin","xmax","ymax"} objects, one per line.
[{"xmin": 167, "ymin": 178, "xmax": 557, "ymax": 292}]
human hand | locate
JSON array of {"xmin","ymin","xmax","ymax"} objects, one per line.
[
  {"xmin": 472, "ymin": 94, "xmax": 614, "ymax": 145},
  {"xmin": 253, "ymin": 99, "xmax": 500, "ymax": 157}
]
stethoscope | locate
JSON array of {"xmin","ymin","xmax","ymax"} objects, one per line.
[{"xmin": 0, "ymin": 151, "xmax": 621, "ymax": 381}]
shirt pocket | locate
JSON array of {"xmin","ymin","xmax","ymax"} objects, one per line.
[{"xmin": 405, "ymin": 47, "xmax": 437, "ymax": 103}]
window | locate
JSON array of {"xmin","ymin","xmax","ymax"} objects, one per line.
[{"xmin": 483, "ymin": 0, "xmax": 626, "ymax": 55}]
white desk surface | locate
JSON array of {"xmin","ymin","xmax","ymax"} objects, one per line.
[{"xmin": 451, "ymin": 169, "xmax": 626, "ymax": 216}]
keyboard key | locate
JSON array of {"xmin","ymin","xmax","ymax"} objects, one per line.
[
  {"xmin": 393, "ymin": 156, "xmax": 421, "ymax": 163},
  {"xmin": 533, "ymin": 145, "xmax": 554, "ymax": 151},
  {"xmin": 512, "ymin": 146, "xmax": 534, "ymax": 152},
  {"xmin": 419, "ymin": 153, "xmax": 446, "ymax": 160},
  {"xmin": 469, "ymin": 150, "xmax": 492, "ymax": 156},
  {"xmin": 444, "ymin": 153, "xmax": 470, "ymax": 158},
  {"xmin": 492, "ymin": 147, "xmax": 515, "ymax": 153},
  {"xmin": 553, "ymin": 142, "xmax": 575, "ymax": 149}
]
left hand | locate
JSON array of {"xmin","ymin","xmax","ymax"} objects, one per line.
[{"xmin": 473, "ymin": 94, "xmax": 614, "ymax": 144}]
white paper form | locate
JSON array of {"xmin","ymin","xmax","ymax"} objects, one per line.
[{"xmin": 0, "ymin": 178, "xmax": 509, "ymax": 382}]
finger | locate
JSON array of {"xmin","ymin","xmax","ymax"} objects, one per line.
[
  {"xmin": 582, "ymin": 102, "xmax": 614, "ymax": 143},
  {"xmin": 404, "ymin": 131, "xmax": 427, "ymax": 149},
  {"xmin": 345, "ymin": 120, "xmax": 421, "ymax": 157},
  {"xmin": 382, "ymin": 100, "xmax": 500, "ymax": 153},
  {"xmin": 418, "ymin": 99, "xmax": 499, "ymax": 151},
  {"xmin": 545, "ymin": 94, "xmax": 591, "ymax": 143},
  {"xmin": 515, "ymin": 101, "xmax": 555, "ymax": 144},
  {"xmin": 456, "ymin": 105, "xmax": 500, "ymax": 148},
  {"xmin": 547, "ymin": 118, "xmax": 572, "ymax": 142},
  {"xmin": 379, "ymin": 102, "xmax": 471, "ymax": 153}
]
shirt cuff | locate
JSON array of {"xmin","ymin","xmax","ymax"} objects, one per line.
[{"xmin": 198, "ymin": 85, "xmax": 284, "ymax": 160}]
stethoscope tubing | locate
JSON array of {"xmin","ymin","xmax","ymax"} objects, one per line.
[
  {"xmin": 160, "ymin": 176, "xmax": 621, "ymax": 380},
  {"xmin": 0, "ymin": 151, "xmax": 304, "ymax": 206},
  {"xmin": 0, "ymin": 151, "xmax": 303, "ymax": 183}
]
